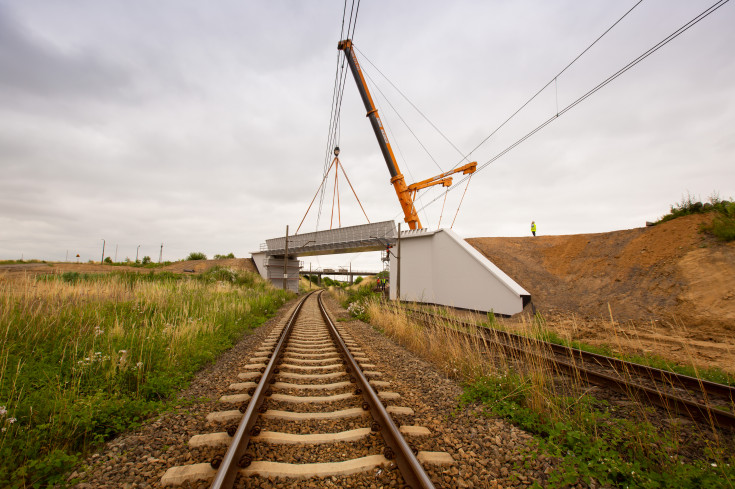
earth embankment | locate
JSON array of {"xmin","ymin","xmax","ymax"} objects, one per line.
[{"xmin": 468, "ymin": 213, "xmax": 735, "ymax": 336}]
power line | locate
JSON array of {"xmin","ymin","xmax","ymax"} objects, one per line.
[
  {"xmin": 415, "ymin": 0, "xmax": 730, "ymax": 216},
  {"xmin": 449, "ymin": 0, "xmax": 645, "ymax": 172}
]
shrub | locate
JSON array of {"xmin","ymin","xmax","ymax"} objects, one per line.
[
  {"xmin": 141, "ymin": 256, "xmax": 151, "ymax": 265},
  {"xmin": 186, "ymin": 252, "xmax": 207, "ymax": 261},
  {"xmin": 103, "ymin": 257, "xmax": 112, "ymax": 264},
  {"xmin": 354, "ymin": 276, "xmax": 363, "ymax": 285},
  {"xmin": 213, "ymin": 253, "xmax": 235, "ymax": 259}
]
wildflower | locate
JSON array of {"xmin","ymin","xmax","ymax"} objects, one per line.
[
  {"xmin": 118, "ymin": 350, "xmax": 127, "ymax": 354},
  {"xmin": 0, "ymin": 406, "xmax": 6, "ymax": 417},
  {"xmin": 136, "ymin": 361, "xmax": 144, "ymax": 369},
  {"xmin": 712, "ymin": 463, "xmax": 718, "ymax": 468},
  {"xmin": 7, "ymin": 417, "xmax": 16, "ymax": 424}
]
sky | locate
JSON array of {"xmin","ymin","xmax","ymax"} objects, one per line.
[{"xmin": 1, "ymin": 0, "xmax": 734, "ymax": 272}]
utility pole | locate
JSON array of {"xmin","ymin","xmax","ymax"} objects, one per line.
[
  {"xmin": 159, "ymin": 243, "xmax": 163, "ymax": 264},
  {"xmin": 136, "ymin": 245, "xmax": 140, "ymax": 263},
  {"xmin": 282, "ymin": 225, "xmax": 289, "ymax": 291},
  {"xmin": 101, "ymin": 239, "xmax": 106, "ymax": 263},
  {"xmin": 114, "ymin": 244, "xmax": 118, "ymax": 263},
  {"xmin": 65, "ymin": 250, "xmax": 68, "ymax": 262},
  {"xmin": 396, "ymin": 223, "xmax": 401, "ymax": 303}
]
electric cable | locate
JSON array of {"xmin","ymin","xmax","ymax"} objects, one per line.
[
  {"xmin": 414, "ymin": 0, "xmax": 730, "ymax": 216},
  {"xmin": 448, "ymin": 0, "xmax": 645, "ymax": 172}
]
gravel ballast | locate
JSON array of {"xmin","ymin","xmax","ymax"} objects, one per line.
[{"xmin": 70, "ymin": 294, "xmax": 552, "ymax": 488}]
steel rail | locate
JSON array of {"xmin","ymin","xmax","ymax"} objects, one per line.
[
  {"xmin": 317, "ymin": 292, "xmax": 435, "ymax": 489},
  {"xmin": 404, "ymin": 307, "xmax": 735, "ymax": 429},
  {"xmin": 405, "ymin": 307, "xmax": 735, "ymax": 400},
  {"xmin": 210, "ymin": 292, "xmax": 313, "ymax": 489}
]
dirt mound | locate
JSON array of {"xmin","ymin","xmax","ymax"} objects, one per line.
[
  {"xmin": 0, "ymin": 258, "xmax": 257, "ymax": 277},
  {"xmin": 468, "ymin": 214, "xmax": 735, "ymax": 327},
  {"xmin": 162, "ymin": 258, "xmax": 256, "ymax": 274}
]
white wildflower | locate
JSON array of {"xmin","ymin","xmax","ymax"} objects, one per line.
[
  {"xmin": 136, "ymin": 361, "xmax": 144, "ymax": 369},
  {"xmin": 7, "ymin": 417, "xmax": 16, "ymax": 424},
  {"xmin": 0, "ymin": 406, "xmax": 6, "ymax": 417}
]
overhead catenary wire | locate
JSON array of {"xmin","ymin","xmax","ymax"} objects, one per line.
[
  {"xmin": 447, "ymin": 0, "xmax": 645, "ymax": 172},
  {"xmin": 414, "ymin": 0, "xmax": 730, "ymax": 216}
]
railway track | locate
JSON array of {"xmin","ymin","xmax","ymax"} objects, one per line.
[
  {"xmin": 161, "ymin": 292, "xmax": 453, "ymax": 488},
  {"xmin": 403, "ymin": 306, "xmax": 735, "ymax": 430}
]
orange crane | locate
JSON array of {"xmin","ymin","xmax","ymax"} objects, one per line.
[{"xmin": 338, "ymin": 39, "xmax": 477, "ymax": 230}]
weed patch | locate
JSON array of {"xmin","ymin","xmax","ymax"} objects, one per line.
[
  {"xmin": 462, "ymin": 376, "xmax": 734, "ymax": 488},
  {"xmin": 0, "ymin": 270, "xmax": 291, "ymax": 487}
]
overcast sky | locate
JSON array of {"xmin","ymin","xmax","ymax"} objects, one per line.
[{"xmin": 1, "ymin": 0, "xmax": 733, "ymax": 271}]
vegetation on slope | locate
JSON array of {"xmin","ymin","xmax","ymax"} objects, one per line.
[{"xmin": 658, "ymin": 193, "xmax": 735, "ymax": 241}]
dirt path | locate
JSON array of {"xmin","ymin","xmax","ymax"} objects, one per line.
[{"xmin": 467, "ymin": 214, "xmax": 735, "ymax": 374}]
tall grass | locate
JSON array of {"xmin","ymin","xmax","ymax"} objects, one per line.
[
  {"xmin": 360, "ymin": 298, "xmax": 735, "ymax": 488},
  {"xmin": 0, "ymin": 268, "xmax": 291, "ymax": 487}
]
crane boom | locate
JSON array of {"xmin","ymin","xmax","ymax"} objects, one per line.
[{"xmin": 337, "ymin": 39, "xmax": 476, "ymax": 230}]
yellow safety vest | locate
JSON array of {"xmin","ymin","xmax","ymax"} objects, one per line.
[{"xmin": 531, "ymin": 223, "xmax": 536, "ymax": 232}]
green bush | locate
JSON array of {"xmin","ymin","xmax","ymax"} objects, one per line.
[
  {"xmin": 141, "ymin": 256, "xmax": 151, "ymax": 265},
  {"xmin": 103, "ymin": 257, "xmax": 112, "ymax": 264},
  {"xmin": 186, "ymin": 252, "xmax": 207, "ymax": 260},
  {"xmin": 213, "ymin": 253, "xmax": 235, "ymax": 259},
  {"xmin": 354, "ymin": 276, "xmax": 363, "ymax": 285}
]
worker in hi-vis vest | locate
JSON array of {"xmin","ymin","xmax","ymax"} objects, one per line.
[{"xmin": 531, "ymin": 221, "xmax": 536, "ymax": 236}]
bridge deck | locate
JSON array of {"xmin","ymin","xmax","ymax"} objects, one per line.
[{"xmin": 266, "ymin": 221, "xmax": 396, "ymax": 257}]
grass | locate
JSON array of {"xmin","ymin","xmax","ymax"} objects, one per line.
[
  {"xmin": 359, "ymin": 298, "xmax": 735, "ymax": 488},
  {"xmin": 0, "ymin": 267, "xmax": 292, "ymax": 487},
  {"xmin": 657, "ymin": 192, "xmax": 735, "ymax": 241}
]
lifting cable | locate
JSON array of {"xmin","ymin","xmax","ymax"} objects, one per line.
[
  {"xmin": 337, "ymin": 161, "xmax": 371, "ymax": 224},
  {"xmin": 437, "ymin": 189, "xmax": 449, "ymax": 228},
  {"xmin": 316, "ymin": 0, "xmax": 362, "ymax": 231},
  {"xmin": 356, "ymin": 45, "xmax": 470, "ymax": 165},
  {"xmin": 361, "ymin": 65, "xmax": 444, "ymax": 173},
  {"xmin": 450, "ymin": 173, "xmax": 473, "ymax": 229},
  {"xmin": 415, "ymin": 0, "xmax": 730, "ymax": 218}
]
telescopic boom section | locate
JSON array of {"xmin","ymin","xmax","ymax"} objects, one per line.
[
  {"xmin": 338, "ymin": 39, "xmax": 476, "ymax": 230},
  {"xmin": 338, "ymin": 39, "xmax": 421, "ymax": 229}
]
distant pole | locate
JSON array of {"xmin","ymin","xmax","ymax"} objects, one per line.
[
  {"xmin": 101, "ymin": 239, "xmax": 106, "ymax": 263},
  {"xmin": 309, "ymin": 262, "xmax": 312, "ymax": 290},
  {"xmin": 349, "ymin": 263, "xmax": 353, "ymax": 285},
  {"xmin": 114, "ymin": 244, "xmax": 118, "ymax": 263},
  {"xmin": 65, "ymin": 250, "xmax": 68, "ymax": 262},
  {"xmin": 136, "ymin": 245, "xmax": 140, "ymax": 263},
  {"xmin": 283, "ymin": 225, "xmax": 289, "ymax": 291},
  {"xmin": 159, "ymin": 243, "xmax": 163, "ymax": 264},
  {"xmin": 396, "ymin": 223, "xmax": 401, "ymax": 302}
]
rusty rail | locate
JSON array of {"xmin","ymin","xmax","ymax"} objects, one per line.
[
  {"xmin": 404, "ymin": 307, "xmax": 735, "ymax": 430},
  {"xmin": 318, "ymin": 292, "xmax": 435, "ymax": 489}
]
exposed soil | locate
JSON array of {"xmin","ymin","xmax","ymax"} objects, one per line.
[{"xmin": 467, "ymin": 214, "xmax": 735, "ymax": 375}]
